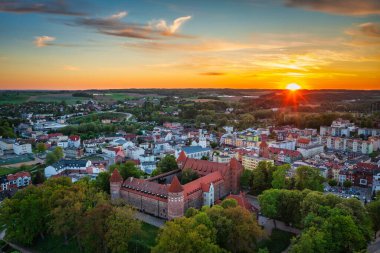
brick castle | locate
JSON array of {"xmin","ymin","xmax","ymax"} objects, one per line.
[{"xmin": 110, "ymin": 151, "xmax": 243, "ymax": 220}]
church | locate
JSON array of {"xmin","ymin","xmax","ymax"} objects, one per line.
[{"xmin": 110, "ymin": 151, "xmax": 243, "ymax": 220}]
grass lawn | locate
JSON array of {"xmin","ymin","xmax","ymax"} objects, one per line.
[
  {"xmin": 0, "ymin": 94, "xmax": 30, "ymax": 104},
  {"xmin": 257, "ymin": 229, "xmax": 295, "ymax": 253}
]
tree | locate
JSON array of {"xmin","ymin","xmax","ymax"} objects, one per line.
[
  {"xmin": 258, "ymin": 189, "xmax": 281, "ymax": 228},
  {"xmin": 0, "ymin": 186, "xmax": 49, "ymax": 245},
  {"xmin": 367, "ymin": 199, "xmax": 380, "ymax": 238},
  {"xmin": 295, "ymin": 166, "xmax": 324, "ymax": 191},
  {"xmin": 251, "ymin": 161, "xmax": 275, "ymax": 195},
  {"xmin": 343, "ymin": 180, "xmax": 352, "ymax": 189},
  {"xmin": 78, "ymin": 203, "xmax": 113, "ymax": 253},
  {"xmin": 220, "ymin": 199, "xmax": 238, "ymax": 209},
  {"xmin": 32, "ymin": 170, "xmax": 45, "ymax": 185},
  {"xmin": 110, "ymin": 161, "xmax": 143, "ymax": 180},
  {"xmin": 153, "ymin": 215, "xmax": 223, "ymax": 253},
  {"xmin": 272, "ymin": 164, "xmax": 290, "ymax": 189},
  {"xmin": 105, "ymin": 206, "xmax": 141, "ymax": 253},
  {"xmin": 328, "ymin": 179, "xmax": 337, "ymax": 187},
  {"xmin": 36, "ymin": 142, "xmax": 46, "ymax": 153},
  {"xmin": 45, "ymin": 147, "xmax": 64, "ymax": 165},
  {"xmin": 157, "ymin": 155, "xmax": 178, "ymax": 173},
  {"xmin": 240, "ymin": 169, "xmax": 252, "ymax": 189},
  {"xmin": 180, "ymin": 168, "xmax": 199, "ymax": 184},
  {"xmin": 93, "ymin": 171, "xmax": 111, "ymax": 193}
]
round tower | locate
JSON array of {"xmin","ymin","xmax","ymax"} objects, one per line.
[
  {"xmin": 167, "ymin": 176, "xmax": 185, "ymax": 220},
  {"xmin": 110, "ymin": 169, "xmax": 123, "ymax": 200}
]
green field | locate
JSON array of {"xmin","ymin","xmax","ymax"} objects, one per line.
[
  {"xmin": 0, "ymin": 164, "xmax": 43, "ymax": 176},
  {"xmin": 29, "ymin": 95, "xmax": 89, "ymax": 104}
]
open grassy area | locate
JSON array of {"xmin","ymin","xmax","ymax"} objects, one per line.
[
  {"xmin": 257, "ymin": 229, "xmax": 295, "ymax": 253},
  {"xmin": 29, "ymin": 94, "xmax": 89, "ymax": 105},
  {"xmin": 0, "ymin": 164, "xmax": 44, "ymax": 176}
]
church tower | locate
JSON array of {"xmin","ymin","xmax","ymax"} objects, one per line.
[
  {"xmin": 167, "ymin": 176, "xmax": 185, "ymax": 220},
  {"xmin": 198, "ymin": 129, "xmax": 207, "ymax": 148},
  {"xmin": 259, "ymin": 140, "xmax": 269, "ymax": 158}
]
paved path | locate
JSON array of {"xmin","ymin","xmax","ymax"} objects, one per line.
[
  {"xmin": 0, "ymin": 230, "xmax": 35, "ymax": 253},
  {"xmin": 368, "ymin": 237, "xmax": 380, "ymax": 253},
  {"xmin": 135, "ymin": 211, "xmax": 165, "ymax": 228}
]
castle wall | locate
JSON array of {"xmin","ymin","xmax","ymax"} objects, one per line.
[{"xmin": 120, "ymin": 189, "xmax": 168, "ymax": 219}]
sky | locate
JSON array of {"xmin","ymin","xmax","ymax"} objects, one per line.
[{"xmin": 0, "ymin": 0, "xmax": 379, "ymax": 90}]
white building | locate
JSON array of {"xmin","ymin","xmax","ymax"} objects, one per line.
[
  {"xmin": 269, "ymin": 140, "xmax": 296, "ymax": 150},
  {"xmin": 13, "ymin": 142, "xmax": 32, "ymax": 155},
  {"xmin": 297, "ymin": 144, "xmax": 324, "ymax": 159},
  {"xmin": 203, "ymin": 183, "xmax": 215, "ymax": 207}
]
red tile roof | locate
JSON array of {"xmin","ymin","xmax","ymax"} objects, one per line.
[
  {"xmin": 177, "ymin": 150, "xmax": 187, "ymax": 164},
  {"xmin": 69, "ymin": 135, "xmax": 80, "ymax": 141},
  {"xmin": 225, "ymin": 192, "xmax": 257, "ymax": 212},
  {"xmin": 182, "ymin": 158, "xmax": 229, "ymax": 177},
  {"xmin": 7, "ymin": 171, "xmax": 31, "ymax": 181},
  {"xmin": 268, "ymin": 147, "xmax": 302, "ymax": 158},
  {"xmin": 297, "ymin": 138, "xmax": 310, "ymax": 144},
  {"xmin": 110, "ymin": 169, "xmax": 123, "ymax": 183},
  {"xmin": 183, "ymin": 171, "xmax": 223, "ymax": 197},
  {"xmin": 229, "ymin": 157, "xmax": 243, "ymax": 170},
  {"xmin": 123, "ymin": 177, "xmax": 169, "ymax": 198},
  {"xmin": 168, "ymin": 176, "xmax": 184, "ymax": 193}
]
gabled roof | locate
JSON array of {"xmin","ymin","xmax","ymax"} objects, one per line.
[
  {"xmin": 69, "ymin": 135, "xmax": 80, "ymax": 141},
  {"xmin": 177, "ymin": 150, "xmax": 187, "ymax": 163},
  {"xmin": 182, "ymin": 146, "xmax": 211, "ymax": 154},
  {"xmin": 182, "ymin": 158, "xmax": 229, "ymax": 177},
  {"xmin": 183, "ymin": 171, "xmax": 222, "ymax": 196},
  {"xmin": 110, "ymin": 169, "xmax": 123, "ymax": 183},
  {"xmin": 123, "ymin": 177, "xmax": 168, "ymax": 198},
  {"xmin": 168, "ymin": 176, "xmax": 183, "ymax": 193}
]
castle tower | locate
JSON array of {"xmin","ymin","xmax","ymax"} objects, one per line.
[
  {"xmin": 229, "ymin": 158, "xmax": 243, "ymax": 194},
  {"xmin": 110, "ymin": 169, "xmax": 123, "ymax": 200},
  {"xmin": 167, "ymin": 176, "xmax": 185, "ymax": 220},
  {"xmin": 259, "ymin": 140, "xmax": 269, "ymax": 158},
  {"xmin": 177, "ymin": 150, "xmax": 187, "ymax": 169}
]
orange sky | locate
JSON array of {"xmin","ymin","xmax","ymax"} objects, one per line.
[{"xmin": 0, "ymin": 0, "xmax": 379, "ymax": 90}]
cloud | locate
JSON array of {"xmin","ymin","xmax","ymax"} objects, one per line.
[
  {"xmin": 72, "ymin": 13, "xmax": 192, "ymax": 40},
  {"xmin": 0, "ymin": 0, "xmax": 85, "ymax": 16},
  {"xmin": 199, "ymin": 72, "xmax": 225, "ymax": 76},
  {"xmin": 63, "ymin": 65, "xmax": 80, "ymax": 71},
  {"xmin": 150, "ymin": 16, "xmax": 192, "ymax": 35},
  {"xmin": 109, "ymin": 11, "xmax": 128, "ymax": 20},
  {"xmin": 285, "ymin": 0, "xmax": 380, "ymax": 16},
  {"xmin": 345, "ymin": 23, "xmax": 380, "ymax": 45},
  {"xmin": 34, "ymin": 35, "xmax": 55, "ymax": 47}
]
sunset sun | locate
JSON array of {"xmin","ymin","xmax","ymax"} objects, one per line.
[{"xmin": 286, "ymin": 83, "xmax": 301, "ymax": 91}]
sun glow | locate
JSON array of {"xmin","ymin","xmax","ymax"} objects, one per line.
[{"xmin": 286, "ymin": 83, "xmax": 301, "ymax": 91}]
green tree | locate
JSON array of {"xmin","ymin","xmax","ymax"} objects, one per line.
[
  {"xmin": 32, "ymin": 170, "xmax": 45, "ymax": 185},
  {"xmin": 251, "ymin": 161, "xmax": 276, "ymax": 195},
  {"xmin": 153, "ymin": 215, "xmax": 223, "ymax": 253},
  {"xmin": 0, "ymin": 186, "xmax": 49, "ymax": 245},
  {"xmin": 343, "ymin": 180, "xmax": 352, "ymax": 188},
  {"xmin": 93, "ymin": 171, "xmax": 111, "ymax": 193},
  {"xmin": 105, "ymin": 206, "xmax": 141, "ymax": 253},
  {"xmin": 258, "ymin": 189, "xmax": 281, "ymax": 228},
  {"xmin": 367, "ymin": 198, "xmax": 380, "ymax": 238},
  {"xmin": 78, "ymin": 204, "xmax": 113, "ymax": 253},
  {"xmin": 328, "ymin": 179, "xmax": 337, "ymax": 187},
  {"xmin": 157, "ymin": 155, "xmax": 178, "ymax": 173},
  {"xmin": 36, "ymin": 143, "xmax": 46, "ymax": 153},
  {"xmin": 110, "ymin": 161, "xmax": 143, "ymax": 180},
  {"xmin": 295, "ymin": 166, "xmax": 324, "ymax": 191},
  {"xmin": 272, "ymin": 164, "xmax": 290, "ymax": 189},
  {"xmin": 180, "ymin": 168, "xmax": 199, "ymax": 184},
  {"xmin": 53, "ymin": 146, "xmax": 64, "ymax": 160},
  {"xmin": 240, "ymin": 169, "xmax": 252, "ymax": 189}
]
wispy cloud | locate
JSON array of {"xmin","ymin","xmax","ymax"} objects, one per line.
[
  {"xmin": 285, "ymin": 0, "xmax": 380, "ymax": 16},
  {"xmin": 34, "ymin": 35, "xmax": 55, "ymax": 47},
  {"xmin": 150, "ymin": 16, "xmax": 192, "ymax": 36},
  {"xmin": 0, "ymin": 0, "xmax": 85, "ymax": 16},
  {"xmin": 199, "ymin": 72, "xmax": 225, "ymax": 76},
  {"xmin": 63, "ymin": 65, "xmax": 80, "ymax": 71},
  {"xmin": 345, "ymin": 22, "xmax": 380, "ymax": 45},
  {"xmin": 72, "ymin": 12, "xmax": 192, "ymax": 40}
]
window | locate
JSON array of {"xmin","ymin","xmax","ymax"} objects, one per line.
[{"xmin": 359, "ymin": 179, "xmax": 367, "ymax": 185}]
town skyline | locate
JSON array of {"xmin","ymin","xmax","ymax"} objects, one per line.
[{"xmin": 1, "ymin": 0, "xmax": 380, "ymax": 90}]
